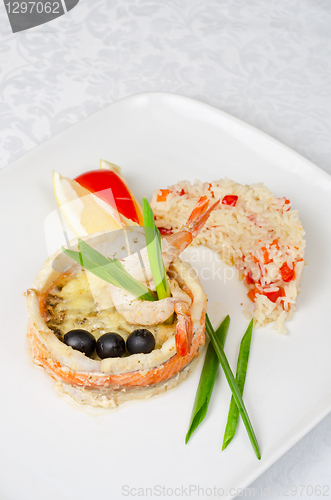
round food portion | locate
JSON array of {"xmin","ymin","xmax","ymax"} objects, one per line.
[
  {"xmin": 151, "ymin": 178, "xmax": 306, "ymax": 333},
  {"xmin": 26, "ymin": 233, "xmax": 207, "ymax": 408}
]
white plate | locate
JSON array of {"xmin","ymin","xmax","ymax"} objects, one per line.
[{"xmin": 1, "ymin": 93, "xmax": 331, "ymax": 500}]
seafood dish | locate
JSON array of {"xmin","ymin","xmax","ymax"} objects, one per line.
[
  {"xmin": 26, "ymin": 163, "xmax": 305, "ymax": 409},
  {"xmin": 26, "ymin": 193, "xmax": 219, "ymax": 408}
]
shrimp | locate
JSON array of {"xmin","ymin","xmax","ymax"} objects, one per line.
[
  {"xmin": 109, "ymin": 287, "xmax": 176, "ymax": 326},
  {"xmin": 162, "ymin": 196, "xmax": 220, "ymax": 270},
  {"xmin": 170, "ymin": 279, "xmax": 193, "ymax": 358},
  {"xmin": 109, "ymin": 277, "xmax": 191, "ymax": 326},
  {"xmin": 174, "ymin": 300, "xmax": 192, "ymax": 358},
  {"xmin": 110, "ymin": 196, "xmax": 220, "ymax": 356},
  {"xmin": 118, "ymin": 196, "xmax": 220, "ymax": 282}
]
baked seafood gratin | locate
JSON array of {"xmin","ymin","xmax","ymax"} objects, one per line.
[{"xmin": 26, "ymin": 198, "xmax": 218, "ymax": 408}]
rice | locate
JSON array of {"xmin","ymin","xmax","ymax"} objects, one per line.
[{"xmin": 151, "ymin": 178, "xmax": 306, "ymax": 334}]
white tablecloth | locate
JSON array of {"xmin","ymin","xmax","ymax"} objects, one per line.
[{"xmin": 1, "ymin": 0, "xmax": 330, "ymax": 497}]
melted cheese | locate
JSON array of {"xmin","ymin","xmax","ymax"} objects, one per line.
[{"xmin": 47, "ymin": 268, "xmax": 175, "ymax": 348}]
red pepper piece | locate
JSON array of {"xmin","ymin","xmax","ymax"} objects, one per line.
[
  {"xmin": 222, "ymin": 195, "xmax": 238, "ymax": 207},
  {"xmin": 245, "ymin": 272, "xmax": 254, "ymax": 285},
  {"xmin": 261, "ymin": 247, "xmax": 271, "ymax": 264},
  {"xmin": 247, "ymin": 288, "xmax": 257, "ymax": 302},
  {"xmin": 74, "ymin": 169, "xmax": 140, "ymax": 224},
  {"xmin": 247, "ymin": 286, "xmax": 285, "ymax": 304},
  {"xmin": 157, "ymin": 189, "xmax": 170, "ymax": 202},
  {"xmin": 280, "ymin": 262, "xmax": 295, "ymax": 282},
  {"xmin": 158, "ymin": 227, "xmax": 173, "ymax": 235},
  {"xmin": 263, "ymin": 288, "xmax": 285, "ymax": 303}
]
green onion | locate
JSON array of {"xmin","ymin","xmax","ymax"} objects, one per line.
[
  {"xmin": 142, "ymin": 197, "xmax": 170, "ymax": 300},
  {"xmin": 222, "ymin": 319, "xmax": 254, "ymax": 451},
  {"xmin": 62, "ymin": 239, "xmax": 157, "ymax": 301},
  {"xmin": 205, "ymin": 314, "xmax": 261, "ymax": 460},
  {"xmin": 185, "ymin": 315, "xmax": 230, "ymax": 443}
]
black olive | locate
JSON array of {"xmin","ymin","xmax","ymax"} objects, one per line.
[
  {"xmin": 63, "ymin": 329, "xmax": 96, "ymax": 357},
  {"xmin": 126, "ymin": 329, "xmax": 155, "ymax": 355},
  {"xmin": 96, "ymin": 333, "xmax": 125, "ymax": 359}
]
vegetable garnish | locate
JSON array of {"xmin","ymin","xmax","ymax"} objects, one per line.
[
  {"xmin": 74, "ymin": 168, "xmax": 143, "ymax": 225},
  {"xmin": 186, "ymin": 315, "xmax": 230, "ymax": 444},
  {"xmin": 205, "ymin": 314, "xmax": 261, "ymax": 460},
  {"xmin": 222, "ymin": 319, "xmax": 253, "ymax": 451},
  {"xmin": 62, "ymin": 239, "xmax": 157, "ymax": 301},
  {"xmin": 142, "ymin": 197, "xmax": 171, "ymax": 300}
]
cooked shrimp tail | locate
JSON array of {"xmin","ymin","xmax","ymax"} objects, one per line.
[
  {"xmin": 162, "ymin": 196, "xmax": 220, "ymax": 266},
  {"xmin": 174, "ymin": 300, "xmax": 193, "ymax": 357},
  {"xmin": 109, "ymin": 196, "xmax": 216, "ymax": 352},
  {"xmin": 184, "ymin": 196, "xmax": 220, "ymax": 237}
]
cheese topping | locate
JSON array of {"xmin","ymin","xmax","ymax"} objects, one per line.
[{"xmin": 46, "ymin": 268, "xmax": 176, "ymax": 350}]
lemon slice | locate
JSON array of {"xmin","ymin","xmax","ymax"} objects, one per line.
[{"xmin": 52, "ymin": 170, "xmax": 129, "ymax": 236}]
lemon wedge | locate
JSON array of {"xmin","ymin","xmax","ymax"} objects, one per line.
[{"xmin": 52, "ymin": 170, "xmax": 129, "ymax": 236}]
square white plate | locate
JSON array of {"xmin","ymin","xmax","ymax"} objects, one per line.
[{"xmin": 1, "ymin": 92, "xmax": 331, "ymax": 500}]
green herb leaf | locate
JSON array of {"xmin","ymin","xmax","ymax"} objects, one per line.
[
  {"xmin": 222, "ymin": 319, "xmax": 254, "ymax": 450},
  {"xmin": 142, "ymin": 197, "xmax": 170, "ymax": 300},
  {"xmin": 186, "ymin": 315, "xmax": 230, "ymax": 443},
  {"xmin": 62, "ymin": 240, "xmax": 157, "ymax": 301},
  {"xmin": 205, "ymin": 314, "xmax": 261, "ymax": 460}
]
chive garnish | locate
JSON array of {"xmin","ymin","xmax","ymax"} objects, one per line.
[
  {"xmin": 222, "ymin": 319, "xmax": 254, "ymax": 451},
  {"xmin": 142, "ymin": 197, "xmax": 171, "ymax": 300},
  {"xmin": 205, "ymin": 314, "xmax": 261, "ymax": 460},
  {"xmin": 62, "ymin": 239, "xmax": 157, "ymax": 301},
  {"xmin": 186, "ymin": 315, "xmax": 230, "ymax": 443}
]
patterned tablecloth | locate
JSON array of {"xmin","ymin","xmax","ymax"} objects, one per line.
[{"xmin": 1, "ymin": 0, "xmax": 331, "ymax": 498}]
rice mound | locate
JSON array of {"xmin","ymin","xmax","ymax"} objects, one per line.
[{"xmin": 151, "ymin": 178, "xmax": 306, "ymax": 334}]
